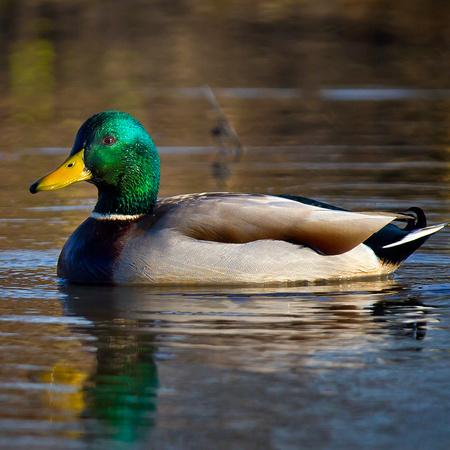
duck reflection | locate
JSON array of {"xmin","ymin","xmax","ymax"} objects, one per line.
[
  {"xmin": 370, "ymin": 296, "xmax": 429, "ymax": 341},
  {"xmin": 61, "ymin": 285, "xmax": 159, "ymax": 445},
  {"xmin": 59, "ymin": 278, "xmax": 433, "ymax": 444}
]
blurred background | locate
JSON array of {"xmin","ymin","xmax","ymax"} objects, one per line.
[{"xmin": 2, "ymin": 0, "xmax": 450, "ymax": 148}]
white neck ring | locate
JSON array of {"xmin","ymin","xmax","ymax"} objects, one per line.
[{"xmin": 90, "ymin": 212, "xmax": 144, "ymax": 221}]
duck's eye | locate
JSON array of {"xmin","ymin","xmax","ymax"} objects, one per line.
[{"xmin": 102, "ymin": 135, "xmax": 116, "ymax": 146}]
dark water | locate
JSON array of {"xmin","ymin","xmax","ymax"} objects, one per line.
[{"xmin": 0, "ymin": 2, "xmax": 449, "ymax": 449}]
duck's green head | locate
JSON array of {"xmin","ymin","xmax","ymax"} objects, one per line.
[{"xmin": 30, "ymin": 111, "xmax": 160, "ymax": 216}]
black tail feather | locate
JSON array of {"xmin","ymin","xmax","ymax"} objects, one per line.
[{"xmin": 398, "ymin": 207, "xmax": 427, "ymax": 231}]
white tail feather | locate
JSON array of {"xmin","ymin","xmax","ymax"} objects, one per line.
[{"xmin": 383, "ymin": 223, "xmax": 448, "ymax": 249}]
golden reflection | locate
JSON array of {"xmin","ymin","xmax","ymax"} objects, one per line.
[
  {"xmin": 40, "ymin": 364, "xmax": 90, "ymax": 439},
  {"xmin": 0, "ymin": 318, "xmax": 96, "ymax": 435}
]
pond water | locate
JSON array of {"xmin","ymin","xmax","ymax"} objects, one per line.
[{"xmin": 0, "ymin": 2, "xmax": 449, "ymax": 449}]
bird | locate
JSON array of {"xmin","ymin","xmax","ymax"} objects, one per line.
[{"xmin": 29, "ymin": 110, "xmax": 447, "ymax": 285}]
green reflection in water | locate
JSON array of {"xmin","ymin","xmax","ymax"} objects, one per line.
[
  {"xmin": 63, "ymin": 287, "xmax": 159, "ymax": 445},
  {"xmin": 85, "ymin": 338, "xmax": 158, "ymax": 444}
]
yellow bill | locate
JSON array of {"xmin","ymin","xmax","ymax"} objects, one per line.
[{"xmin": 29, "ymin": 149, "xmax": 92, "ymax": 194}]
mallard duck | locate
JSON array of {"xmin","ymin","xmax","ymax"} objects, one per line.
[{"xmin": 29, "ymin": 111, "xmax": 447, "ymax": 285}]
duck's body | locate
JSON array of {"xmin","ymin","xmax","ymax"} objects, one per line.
[
  {"xmin": 57, "ymin": 193, "xmax": 391, "ymax": 285},
  {"xmin": 30, "ymin": 111, "xmax": 447, "ymax": 285}
]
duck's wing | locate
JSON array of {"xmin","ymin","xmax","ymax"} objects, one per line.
[{"xmin": 155, "ymin": 193, "xmax": 402, "ymax": 255}]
